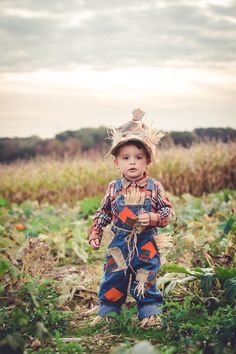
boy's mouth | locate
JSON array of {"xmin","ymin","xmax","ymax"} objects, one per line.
[{"xmin": 129, "ymin": 168, "xmax": 137, "ymax": 172}]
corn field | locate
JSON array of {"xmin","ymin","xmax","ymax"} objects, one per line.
[{"xmin": 0, "ymin": 142, "xmax": 235, "ymax": 205}]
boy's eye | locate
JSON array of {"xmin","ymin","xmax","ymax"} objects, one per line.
[
  {"xmin": 137, "ymin": 156, "xmax": 143, "ymax": 160},
  {"xmin": 123, "ymin": 156, "xmax": 129, "ymax": 160}
]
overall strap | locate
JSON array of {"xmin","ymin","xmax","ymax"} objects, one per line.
[
  {"xmin": 146, "ymin": 177, "xmax": 155, "ymax": 192},
  {"xmin": 114, "ymin": 176, "xmax": 154, "ymax": 196},
  {"xmin": 114, "ymin": 178, "xmax": 123, "ymax": 194}
]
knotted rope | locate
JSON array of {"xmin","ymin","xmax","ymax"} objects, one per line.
[{"xmin": 112, "ymin": 222, "xmax": 145, "ymax": 273}]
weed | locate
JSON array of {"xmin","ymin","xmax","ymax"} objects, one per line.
[
  {"xmin": 0, "ymin": 279, "xmax": 71, "ymax": 340},
  {"xmin": 78, "ymin": 196, "xmax": 102, "ymax": 219},
  {"xmin": 109, "ymin": 306, "xmax": 137, "ymax": 337}
]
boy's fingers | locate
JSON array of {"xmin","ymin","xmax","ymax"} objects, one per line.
[
  {"xmin": 138, "ymin": 214, "xmax": 149, "ymax": 221},
  {"xmin": 139, "ymin": 217, "xmax": 149, "ymax": 222},
  {"xmin": 138, "ymin": 219, "xmax": 148, "ymax": 225},
  {"xmin": 138, "ymin": 213, "xmax": 150, "ymax": 225},
  {"xmin": 138, "ymin": 213, "xmax": 147, "ymax": 218},
  {"xmin": 139, "ymin": 212, "xmax": 149, "ymax": 217},
  {"xmin": 90, "ymin": 239, "xmax": 100, "ymax": 249}
]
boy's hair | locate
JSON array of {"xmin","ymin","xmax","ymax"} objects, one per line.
[{"xmin": 113, "ymin": 140, "xmax": 151, "ymax": 163}]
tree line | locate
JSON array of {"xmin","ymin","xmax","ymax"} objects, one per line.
[{"xmin": 0, "ymin": 127, "xmax": 235, "ymax": 163}]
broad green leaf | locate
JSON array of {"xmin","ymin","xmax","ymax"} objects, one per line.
[
  {"xmin": 200, "ymin": 274, "xmax": 214, "ymax": 295},
  {"xmin": 0, "ymin": 258, "xmax": 10, "ymax": 279},
  {"xmin": 79, "ymin": 196, "xmax": 102, "ymax": 219},
  {"xmin": 0, "ymin": 197, "xmax": 8, "ymax": 207},
  {"xmin": 0, "ymin": 283, "xmax": 4, "ymax": 295},
  {"xmin": 192, "ymin": 267, "xmax": 205, "ymax": 274},
  {"xmin": 215, "ymin": 267, "xmax": 236, "ymax": 281},
  {"xmin": 224, "ymin": 277, "xmax": 236, "ymax": 302},
  {"xmin": 162, "ymin": 264, "xmax": 191, "ymax": 275},
  {"xmin": 156, "ymin": 276, "xmax": 172, "ymax": 288},
  {"xmin": 223, "ymin": 214, "xmax": 236, "ymax": 235},
  {"xmin": 164, "ymin": 281, "xmax": 177, "ymax": 295}
]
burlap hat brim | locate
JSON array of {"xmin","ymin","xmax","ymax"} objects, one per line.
[{"xmin": 104, "ymin": 134, "xmax": 155, "ymax": 161}]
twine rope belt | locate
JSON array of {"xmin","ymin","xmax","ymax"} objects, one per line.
[{"xmin": 112, "ymin": 223, "xmax": 145, "ymax": 271}]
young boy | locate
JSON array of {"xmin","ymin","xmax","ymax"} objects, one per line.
[{"xmin": 89, "ymin": 108, "xmax": 174, "ymax": 327}]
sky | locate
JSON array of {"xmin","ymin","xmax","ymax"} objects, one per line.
[{"xmin": 0, "ymin": 0, "xmax": 236, "ymax": 139}]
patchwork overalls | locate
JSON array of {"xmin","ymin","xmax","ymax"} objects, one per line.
[{"xmin": 98, "ymin": 177, "xmax": 163, "ymax": 320}]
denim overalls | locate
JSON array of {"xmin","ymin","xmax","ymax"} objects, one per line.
[{"xmin": 98, "ymin": 177, "xmax": 163, "ymax": 320}]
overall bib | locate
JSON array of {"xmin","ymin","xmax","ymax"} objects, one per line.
[{"xmin": 98, "ymin": 177, "xmax": 163, "ymax": 320}]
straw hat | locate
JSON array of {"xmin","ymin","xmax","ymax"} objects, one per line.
[{"xmin": 105, "ymin": 108, "xmax": 166, "ymax": 162}]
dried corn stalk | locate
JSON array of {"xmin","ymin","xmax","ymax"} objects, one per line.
[
  {"xmin": 124, "ymin": 189, "xmax": 146, "ymax": 205},
  {"xmin": 153, "ymin": 233, "xmax": 173, "ymax": 264},
  {"xmin": 12, "ymin": 237, "xmax": 55, "ymax": 278}
]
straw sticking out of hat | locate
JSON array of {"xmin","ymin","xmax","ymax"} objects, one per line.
[{"xmin": 105, "ymin": 108, "xmax": 166, "ymax": 162}]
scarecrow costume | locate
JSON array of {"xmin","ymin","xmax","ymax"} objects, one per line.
[{"xmin": 89, "ymin": 108, "xmax": 174, "ymax": 320}]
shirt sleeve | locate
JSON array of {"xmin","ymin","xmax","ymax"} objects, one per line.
[
  {"xmin": 150, "ymin": 181, "xmax": 175, "ymax": 227},
  {"xmin": 89, "ymin": 181, "xmax": 114, "ymax": 237}
]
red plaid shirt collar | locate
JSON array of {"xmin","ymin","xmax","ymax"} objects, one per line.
[{"xmin": 121, "ymin": 172, "xmax": 148, "ymax": 189}]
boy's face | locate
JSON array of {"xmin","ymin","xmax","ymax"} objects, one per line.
[{"xmin": 114, "ymin": 143, "xmax": 148, "ymax": 180}]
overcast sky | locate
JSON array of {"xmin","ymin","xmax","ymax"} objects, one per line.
[{"xmin": 0, "ymin": 0, "xmax": 236, "ymax": 138}]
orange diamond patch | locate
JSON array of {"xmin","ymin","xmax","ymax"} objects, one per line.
[
  {"xmin": 139, "ymin": 241, "xmax": 157, "ymax": 262},
  {"xmin": 104, "ymin": 287, "xmax": 124, "ymax": 302},
  {"xmin": 118, "ymin": 206, "xmax": 136, "ymax": 226},
  {"xmin": 141, "ymin": 241, "xmax": 156, "ymax": 259}
]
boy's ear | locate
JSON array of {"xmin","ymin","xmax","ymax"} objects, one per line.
[{"xmin": 114, "ymin": 158, "xmax": 119, "ymax": 168}]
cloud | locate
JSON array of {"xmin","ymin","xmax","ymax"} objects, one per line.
[{"xmin": 0, "ymin": 0, "xmax": 235, "ymax": 72}]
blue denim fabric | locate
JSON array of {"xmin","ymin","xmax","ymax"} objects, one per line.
[
  {"xmin": 138, "ymin": 304, "xmax": 162, "ymax": 320},
  {"xmin": 98, "ymin": 177, "xmax": 163, "ymax": 320},
  {"xmin": 98, "ymin": 304, "xmax": 121, "ymax": 317}
]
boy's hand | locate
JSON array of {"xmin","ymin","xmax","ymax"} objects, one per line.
[
  {"xmin": 90, "ymin": 239, "xmax": 100, "ymax": 249},
  {"xmin": 137, "ymin": 212, "xmax": 151, "ymax": 226},
  {"xmin": 89, "ymin": 233, "xmax": 101, "ymax": 250}
]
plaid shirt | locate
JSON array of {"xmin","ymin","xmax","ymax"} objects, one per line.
[{"xmin": 90, "ymin": 172, "xmax": 175, "ymax": 237}]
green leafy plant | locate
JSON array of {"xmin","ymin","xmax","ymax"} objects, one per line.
[
  {"xmin": 158, "ymin": 263, "xmax": 236, "ymax": 303},
  {"xmin": 0, "ymin": 279, "xmax": 71, "ymax": 340},
  {"xmin": 0, "ymin": 197, "xmax": 8, "ymax": 207},
  {"xmin": 160, "ymin": 298, "xmax": 236, "ymax": 353},
  {"xmin": 78, "ymin": 196, "xmax": 102, "ymax": 219}
]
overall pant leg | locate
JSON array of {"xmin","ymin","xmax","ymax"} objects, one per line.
[
  {"xmin": 98, "ymin": 233, "xmax": 130, "ymax": 316},
  {"xmin": 129, "ymin": 231, "xmax": 163, "ymax": 320}
]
